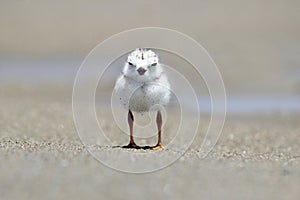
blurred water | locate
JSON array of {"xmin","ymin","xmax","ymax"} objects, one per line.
[
  {"xmin": 0, "ymin": 58, "xmax": 80, "ymax": 84},
  {"xmin": 1, "ymin": 59, "xmax": 299, "ymax": 114},
  {"xmin": 197, "ymin": 96, "xmax": 300, "ymax": 114}
]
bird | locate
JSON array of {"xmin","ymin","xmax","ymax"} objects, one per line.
[{"xmin": 114, "ymin": 48, "xmax": 171, "ymax": 150}]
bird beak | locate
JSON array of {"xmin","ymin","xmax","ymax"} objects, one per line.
[{"xmin": 137, "ymin": 67, "xmax": 147, "ymax": 75}]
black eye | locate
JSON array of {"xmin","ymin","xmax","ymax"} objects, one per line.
[
  {"xmin": 151, "ymin": 63, "xmax": 157, "ymax": 66},
  {"xmin": 128, "ymin": 62, "xmax": 134, "ymax": 66}
]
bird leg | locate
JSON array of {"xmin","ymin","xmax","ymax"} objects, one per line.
[
  {"xmin": 122, "ymin": 110, "xmax": 139, "ymax": 148},
  {"xmin": 152, "ymin": 110, "xmax": 164, "ymax": 150}
]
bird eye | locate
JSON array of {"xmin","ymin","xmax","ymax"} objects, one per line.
[
  {"xmin": 128, "ymin": 62, "xmax": 134, "ymax": 66},
  {"xmin": 151, "ymin": 63, "xmax": 157, "ymax": 66}
]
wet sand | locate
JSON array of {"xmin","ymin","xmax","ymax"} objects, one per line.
[{"xmin": 0, "ymin": 86, "xmax": 300, "ymax": 200}]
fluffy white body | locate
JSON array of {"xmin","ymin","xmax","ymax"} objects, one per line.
[{"xmin": 114, "ymin": 49, "xmax": 171, "ymax": 112}]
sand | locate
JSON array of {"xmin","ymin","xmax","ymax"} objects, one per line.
[{"xmin": 0, "ymin": 86, "xmax": 299, "ymax": 200}]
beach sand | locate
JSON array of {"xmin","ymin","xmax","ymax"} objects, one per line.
[{"xmin": 0, "ymin": 86, "xmax": 299, "ymax": 200}]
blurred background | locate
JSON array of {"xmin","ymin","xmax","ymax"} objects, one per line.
[{"xmin": 0, "ymin": 0, "xmax": 300, "ymax": 113}]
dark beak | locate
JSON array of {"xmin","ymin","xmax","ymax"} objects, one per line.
[{"xmin": 137, "ymin": 67, "xmax": 147, "ymax": 75}]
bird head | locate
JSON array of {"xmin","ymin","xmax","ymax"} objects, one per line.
[{"xmin": 122, "ymin": 48, "xmax": 163, "ymax": 82}]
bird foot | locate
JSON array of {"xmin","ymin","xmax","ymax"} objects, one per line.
[
  {"xmin": 122, "ymin": 142, "xmax": 140, "ymax": 149},
  {"xmin": 151, "ymin": 144, "xmax": 164, "ymax": 150}
]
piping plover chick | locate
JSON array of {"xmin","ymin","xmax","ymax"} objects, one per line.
[{"xmin": 114, "ymin": 48, "xmax": 171, "ymax": 150}]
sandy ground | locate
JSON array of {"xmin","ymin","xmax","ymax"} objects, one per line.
[{"xmin": 0, "ymin": 86, "xmax": 299, "ymax": 200}]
